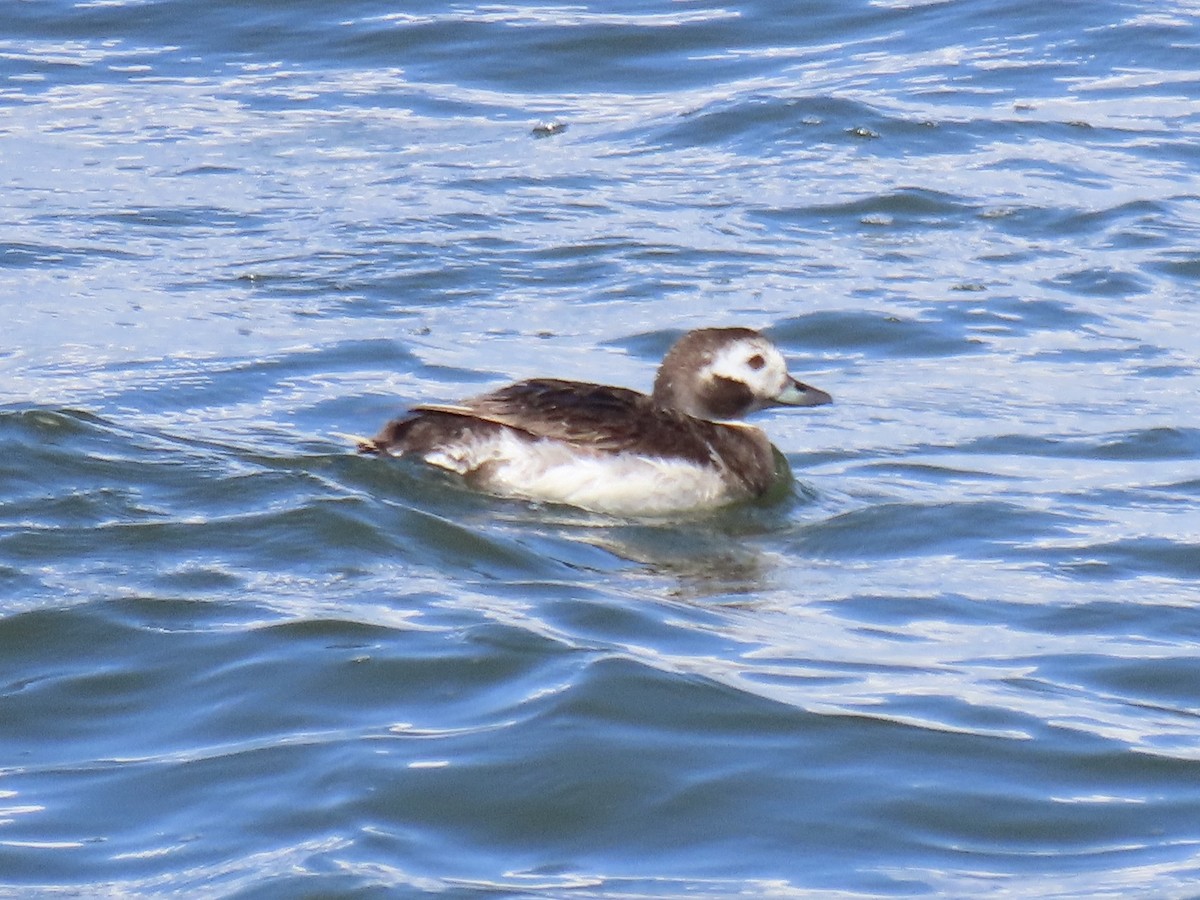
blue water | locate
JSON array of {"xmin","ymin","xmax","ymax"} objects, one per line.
[{"xmin": 3, "ymin": 0, "xmax": 1200, "ymax": 896}]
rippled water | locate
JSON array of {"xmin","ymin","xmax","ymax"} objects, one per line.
[{"xmin": 3, "ymin": 0, "xmax": 1200, "ymax": 896}]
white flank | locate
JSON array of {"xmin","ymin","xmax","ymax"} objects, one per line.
[{"xmin": 421, "ymin": 429, "xmax": 736, "ymax": 516}]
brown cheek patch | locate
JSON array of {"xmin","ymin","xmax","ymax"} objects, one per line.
[{"xmin": 703, "ymin": 376, "xmax": 755, "ymax": 419}]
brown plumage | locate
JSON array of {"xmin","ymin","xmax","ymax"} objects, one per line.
[{"xmin": 357, "ymin": 328, "xmax": 831, "ymax": 514}]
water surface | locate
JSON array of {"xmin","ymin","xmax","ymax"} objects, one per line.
[{"xmin": 2, "ymin": 0, "xmax": 1200, "ymax": 896}]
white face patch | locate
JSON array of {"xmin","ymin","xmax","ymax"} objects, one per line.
[{"xmin": 701, "ymin": 338, "xmax": 792, "ymax": 408}]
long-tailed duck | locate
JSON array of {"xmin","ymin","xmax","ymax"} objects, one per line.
[{"xmin": 357, "ymin": 327, "xmax": 831, "ymax": 515}]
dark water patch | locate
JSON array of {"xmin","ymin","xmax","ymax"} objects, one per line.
[
  {"xmin": 539, "ymin": 591, "xmax": 744, "ymax": 661},
  {"xmin": 753, "ymin": 187, "xmax": 979, "ymax": 235},
  {"xmin": 0, "ymin": 738, "xmax": 358, "ymax": 884},
  {"xmin": 220, "ymin": 253, "xmax": 368, "ymax": 302},
  {"xmin": 0, "ymin": 601, "xmax": 250, "ymax": 756},
  {"xmin": 979, "ymin": 153, "xmax": 1111, "ymax": 192},
  {"xmin": 601, "ymin": 327, "xmax": 680, "ymax": 366},
  {"xmin": 385, "ymin": 473, "xmax": 817, "ymax": 589},
  {"xmin": 1146, "ymin": 477, "xmax": 1200, "ymax": 497},
  {"xmin": 832, "ymin": 592, "xmax": 1004, "ymax": 629},
  {"xmin": 1, "ymin": 497, "xmax": 394, "ymax": 571},
  {"xmin": 1061, "ymin": 483, "xmax": 1200, "ymax": 518},
  {"xmin": 9, "ymin": 0, "xmax": 352, "ymax": 72},
  {"xmin": 1090, "ymin": 428, "xmax": 1200, "ymax": 461},
  {"xmin": 150, "ymin": 571, "xmax": 248, "ymax": 600},
  {"xmin": 2, "ymin": 592, "xmax": 575, "ymax": 765},
  {"xmin": 342, "ymin": 658, "xmax": 952, "ymax": 887},
  {"xmin": 872, "ymin": 691, "xmax": 1041, "ymax": 742},
  {"xmin": 0, "ymin": 412, "xmax": 579, "ymax": 583},
  {"xmin": 872, "ymin": 717, "xmax": 1200, "ymax": 839},
  {"xmin": 440, "ymin": 172, "xmax": 604, "ymax": 198},
  {"xmin": 340, "ymin": 466, "xmax": 630, "ymax": 580},
  {"xmin": 0, "ymin": 563, "xmax": 41, "ymax": 599},
  {"xmin": 774, "ymin": 310, "xmax": 984, "ymax": 358},
  {"xmin": 0, "ymin": 486, "xmax": 156, "ymax": 531},
  {"xmin": 325, "ymin": 260, "xmax": 507, "ymax": 310},
  {"xmin": 9, "ymin": 592, "xmax": 1198, "ymax": 890},
  {"xmin": 0, "ymin": 240, "xmax": 135, "ymax": 269},
  {"xmin": 221, "ymin": 338, "xmax": 423, "ymax": 395},
  {"xmin": 0, "ymin": 409, "xmax": 205, "ymax": 509},
  {"xmin": 653, "ymin": 94, "xmax": 894, "ymax": 154},
  {"xmin": 521, "ymin": 239, "xmax": 644, "ymax": 288},
  {"xmin": 1149, "ymin": 251, "xmax": 1200, "ymax": 280},
  {"xmin": 5, "ymin": 410, "xmax": 249, "ymax": 488},
  {"xmin": 0, "ymin": 407, "xmax": 113, "ymax": 444},
  {"xmin": 1028, "ymin": 600, "xmax": 1200, "ymax": 645},
  {"xmin": 530, "ymin": 238, "xmax": 646, "ymax": 263},
  {"xmin": 1058, "ymin": 654, "xmax": 1200, "ymax": 712},
  {"xmin": 570, "ymin": 527, "xmax": 771, "ymax": 591},
  {"xmin": 177, "ymin": 164, "xmax": 243, "ymax": 177},
  {"xmin": 327, "ymin": 365, "xmax": 504, "ymax": 423},
  {"xmin": 1066, "ymin": 199, "xmax": 1173, "ymax": 237},
  {"xmin": 93, "ymin": 339, "xmax": 421, "ymax": 414},
  {"xmin": 1036, "ymin": 537, "xmax": 1200, "ymax": 581},
  {"xmin": 240, "ymin": 617, "xmax": 583, "ymax": 732},
  {"xmin": 939, "ymin": 294, "xmax": 1105, "ymax": 337},
  {"xmin": 982, "ymin": 198, "xmax": 1178, "ymax": 244},
  {"xmin": 790, "ymin": 500, "xmax": 1071, "ymax": 560},
  {"xmin": 855, "ymin": 462, "xmax": 1012, "ymax": 486},
  {"xmin": 1021, "ymin": 341, "xmax": 1167, "ymax": 367},
  {"xmin": 1044, "ymin": 267, "xmax": 1151, "ymax": 298},
  {"xmin": 1105, "ymin": 226, "xmax": 1172, "ymax": 252},
  {"xmin": 1133, "ymin": 360, "xmax": 1195, "ymax": 378},
  {"xmin": 92, "ymin": 205, "xmax": 264, "ymax": 233},
  {"xmin": 336, "ymin": 6, "xmax": 764, "ymax": 95},
  {"xmin": 955, "ymin": 427, "xmax": 1200, "ymax": 462}
]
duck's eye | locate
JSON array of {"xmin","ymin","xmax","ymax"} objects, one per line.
[{"xmin": 747, "ymin": 354, "xmax": 765, "ymax": 370}]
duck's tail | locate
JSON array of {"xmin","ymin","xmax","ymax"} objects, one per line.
[{"xmin": 332, "ymin": 431, "xmax": 386, "ymax": 455}]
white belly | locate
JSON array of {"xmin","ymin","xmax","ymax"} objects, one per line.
[{"xmin": 421, "ymin": 430, "xmax": 741, "ymax": 515}]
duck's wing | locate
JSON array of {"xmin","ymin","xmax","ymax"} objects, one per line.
[
  {"xmin": 360, "ymin": 379, "xmax": 644, "ymax": 456},
  {"xmin": 426, "ymin": 379, "xmax": 660, "ymax": 448},
  {"xmin": 410, "ymin": 379, "xmax": 719, "ymax": 463}
]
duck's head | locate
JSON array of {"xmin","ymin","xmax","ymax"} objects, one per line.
[{"xmin": 651, "ymin": 327, "xmax": 832, "ymax": 421}]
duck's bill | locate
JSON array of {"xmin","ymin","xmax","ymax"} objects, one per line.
[{"xmin": 774, "ymin": 377, "xmax": 832, "ymax": 407}]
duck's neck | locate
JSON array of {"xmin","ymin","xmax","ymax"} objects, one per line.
[{"xmin": 653, "ymin": 374, "xmax": 753, "ymax": 421}]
